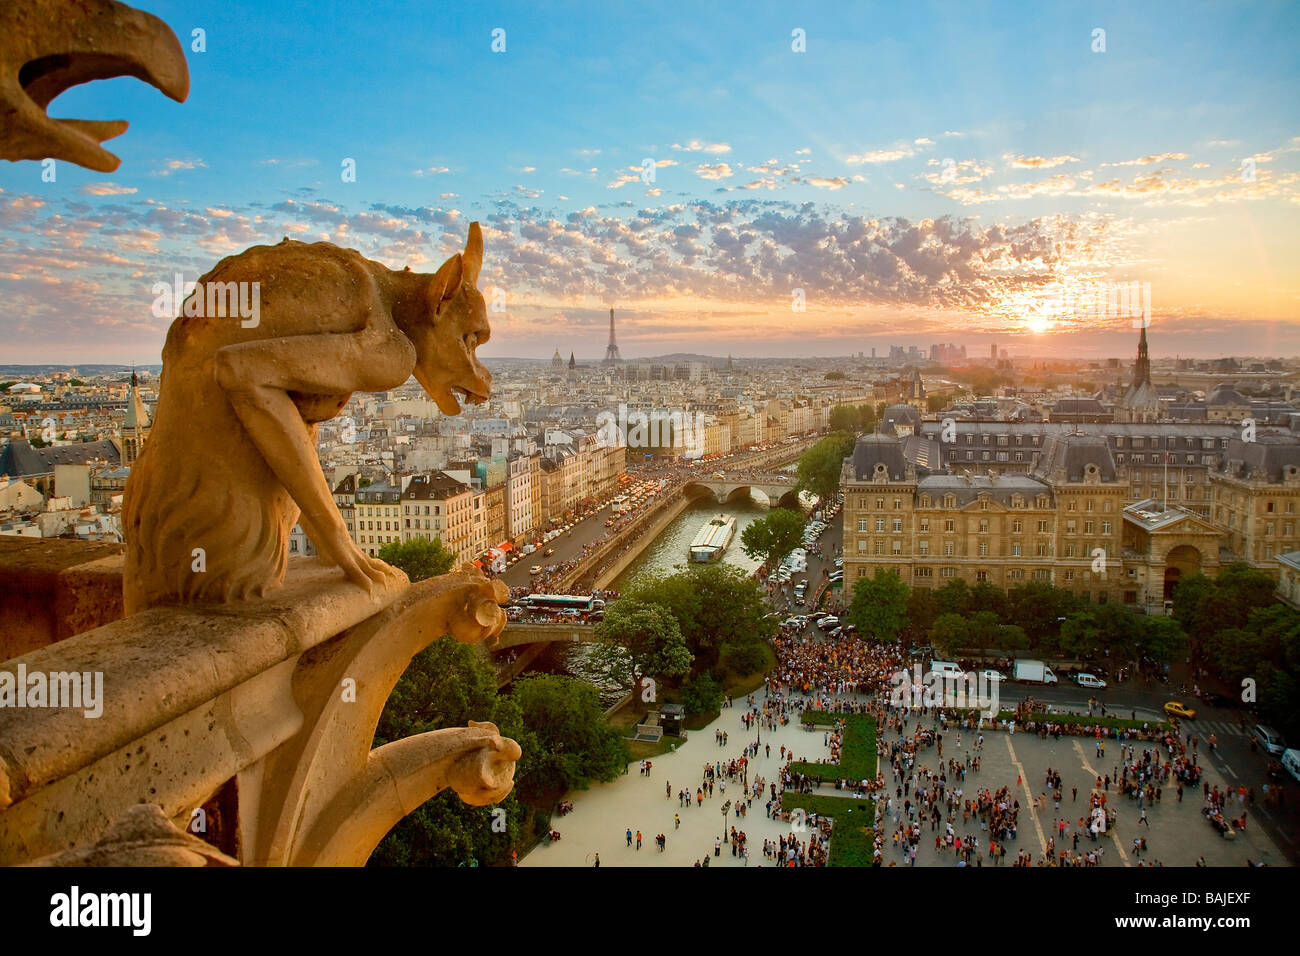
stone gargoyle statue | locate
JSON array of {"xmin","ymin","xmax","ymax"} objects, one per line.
[
  {"xmin": 123, "ymin": 223, "xmax": 493, "ymax": 615},
  {"xmin": 0, "ymin": 0, "xmax": 189, "ymax": 172}
]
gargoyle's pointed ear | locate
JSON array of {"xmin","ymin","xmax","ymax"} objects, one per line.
[
  {"xmin": 428, "ymin": 251, "xmax": 463, "ymax": 309},
  {"xmin": 462, "ymin": 222, "xmax": 482, "ymax": 285}
]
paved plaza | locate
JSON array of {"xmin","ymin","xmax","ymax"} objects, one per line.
[{"xmin": 522, "ymin": 692, "xmax": 1289, "ymax": 867}]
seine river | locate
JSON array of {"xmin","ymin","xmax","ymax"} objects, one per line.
[{"xmin": 530, "ymin": 490, "xmax": 804, "ymax": 701}]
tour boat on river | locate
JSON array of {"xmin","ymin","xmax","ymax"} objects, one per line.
[{"xmin": 689, "ymin": 514, "xmax": 736, "ymax": 563}]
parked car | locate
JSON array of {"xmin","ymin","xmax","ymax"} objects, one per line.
[
  {"xmin": 981, "ymin": 669, "xmax": 1005, "ymax": 683},
  {"xmin": 1164, "ymin": 701, "xmax": 1197, "ymax": 720},
  {"xmin": 819, "ymin": 616, "xmax": 840, "ymax": 630},
  {"xmin": 1254, "ymin": 724, "xmax": 1287, "ymax": 756}
]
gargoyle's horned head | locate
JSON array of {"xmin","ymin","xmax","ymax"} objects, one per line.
[
  {"xmin": 0, "ymin": 0, "xmax": 190, "ymax": 172},
  {"xmin": 414, "ymin": 222, "xmax": 493, "ymax": 416}
]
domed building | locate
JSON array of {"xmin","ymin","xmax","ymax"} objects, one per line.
[
  {"xmin": 551, "ymin": 347, "xmax": 563, "ymax": 370},
  {"xmin": 879, "ymin": 403, "xmax": 923, "ymax": 438},
  {"xmin": 1205, "ymin": 382, "xmax": 1251, "ymax": 422}
]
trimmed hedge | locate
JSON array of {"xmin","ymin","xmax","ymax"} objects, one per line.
[
  {"xmin": 945, "ymin": 708, "xmax": 1172, "ymax": 734},
  {"xmin": 789, "ymin": 714, "xmax": 877, "ymax": 781},
  {"xmin": 783, "ymin": 793, "xmax": 877, "ymax": 867}
]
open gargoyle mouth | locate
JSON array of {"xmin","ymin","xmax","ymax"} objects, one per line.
[
  {"xmin": 2, "ymin": 1, "xmax": 190, "ymax": 172},
  {"xmin": 452, "ymin": 385, "xmax": 490, "ymax": 406}
]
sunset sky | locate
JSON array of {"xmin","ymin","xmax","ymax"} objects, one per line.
[{"xmin": 1, "ymin": 0, "xmax": 1297, "ymax": 364}]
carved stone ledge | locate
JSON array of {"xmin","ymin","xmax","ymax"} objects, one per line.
[{"xmin": 0, "ymin": 558, "xmax": 517, "ymax": 866}]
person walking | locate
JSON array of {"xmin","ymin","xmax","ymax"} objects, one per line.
[{"xmin": 626, "ymin": 827, "xmax": 633, "ymax": 847}]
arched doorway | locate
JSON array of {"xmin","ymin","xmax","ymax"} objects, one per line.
[{"xmin": 1163, "ymin": 545, "xmax": 1201, "ymax": 601}]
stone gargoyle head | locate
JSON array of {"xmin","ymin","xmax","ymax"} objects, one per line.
[
  {"xmin": 0, "ymin": 0, "xmax": 189, "ymax": 172},
  {"xmin": 409, "ymin": 222, "xmax": 494, "ymax": 416}
]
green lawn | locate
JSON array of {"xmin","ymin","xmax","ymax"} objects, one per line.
[
  {"xmin": 783, "ymin": 792, "xmax": 877, "ymax": 867},
  {"xmin": 789, "ymin": 713, "xmax": 877, "ymax": 782}
]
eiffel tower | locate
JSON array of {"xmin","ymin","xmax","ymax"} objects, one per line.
[{"xmin": 604, "ymin": 307, "xmax": 621, "ymax": 364}]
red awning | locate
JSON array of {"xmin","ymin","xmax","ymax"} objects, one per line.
[
  {"xmin": 472, "ymin": 559, "xmax": 483, "ymax": 568},
  {"xmin": 498, "ymin": 541, "xmax": 514, "ymax": 552}
]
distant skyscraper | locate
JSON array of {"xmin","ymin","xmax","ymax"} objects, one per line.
[
  {"xmin": 604, "ymin": 307, "xmax": 621, "ymax": 364},
  {"xmin": 991, "ymin": 343, "xmax": 998, "ymax": 362}
]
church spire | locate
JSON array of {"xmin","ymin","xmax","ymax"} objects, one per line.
[{"xmin": 1133, "ymin": 323, "xmax": 1151, "ymax": 388}]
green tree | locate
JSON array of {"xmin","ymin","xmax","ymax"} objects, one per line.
[
  {"xmin": 1138, "ymin": 615, "xmax": 1188, "ymax": 666},
  {"xmin": 929, "ymin": 613, "xmax": 967, "ymax": 656},
  {"xmin": 1170, "ymin": 572, "xmax": 1215, "ymax": 636},
  {"xmin": 371, "ymin": 636, "xmax": 532, "ymax": 868},
  {"xmin": 1007, "ymin": 582, "xmax": 1082, "ymax": 650},
  {"xmin": 377, "ymin": 536, "xmax": 456, "ymax": 582},
  {"xmin": 625, "ymin": 564, "xmax": 774, "ymax": 672},
  {"xmin": 681, "ymin": 671, "xmax": 723, "ymax": 717},
  {"xmin": 739, "ymin": 506, "xmax": 805, "ymax": 570},
  {"xmin": 720, "ymin": 640, "xmax": 769, "ymax": 677},
  {"xmin": 993, "ymin": 624, "xmax": 1029, "ymax": 652},
  {"xmin": 925, "ymin": 394, "xmax": 947, "ymax": 414},
  {"xmin": 510, "ymin": 674, "xmax": 629, "ymax": 804},
  {"xmin": 590, "ymin": 599, "xmax": 692, "ymax": 693},
  {"xmin": 828, "ymin": 404, "xmax": 875, "ymax": 434},
  {"xmin": 964, "ymin": 610, "xmax": 1003, "ymax": 651},
  {"xmin": 969, "ymin": 582, "xmax": 1009, "ymax": 620},
  {"xmin": 847, "ymin": 568, "xmax": 909, "ymax": 642},
  {"xmin": 795, "ymin": 433, "xmax": 855, "ymax": 503},
  {"xmin": 824, "ymin": 370, "xmax": 846, "ymax": 381},
  {"xmin": 905, "ymin": 588, "xmax": 939, "ymax": 642},
  {"xmin": 935, "ymin": 578, "xmax": 973, "ymax": 618}
]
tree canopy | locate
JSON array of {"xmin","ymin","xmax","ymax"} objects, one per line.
[
  {"xmin": 739, "ymin": 506, "xmax": 806, "ymax": 570},
  {"xmin": 795, "ymin": 432, "xmax": 855, "ymax": 503},
  {"xmin": 846, "ymin": 568, "xmax": 908, "ymax": 642},
  {"xmin": 590, "ymin": 598, "xmax": 692, "ymax": 693},
  {"xmin": 378, "ymin": 536, "xmax": 456, "ymax": 582},
  {"xmin": 622, "ymin": 563, "xmax": 775, "ymax": 673}
]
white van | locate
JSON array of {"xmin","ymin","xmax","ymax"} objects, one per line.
[
  {"xmin": 929, "ymin": 661, "xmax": 964, "ymax": 678},
  {"xmin": 1076, "ymin": 673, "xmax": 1108, "ymax": 690},
  {"xmin": 1282, "ymin": 748, "xmax": 1300, "ymax": 784}
]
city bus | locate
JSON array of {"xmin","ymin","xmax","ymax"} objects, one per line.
[{"xmin": 521, "ymin": 593, "xmax": 605, "ymax": 614}]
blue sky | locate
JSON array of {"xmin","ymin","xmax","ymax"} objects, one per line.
[{"xmin": 1, "ymin": 0, "xmax": 1297, "ymax": 362}]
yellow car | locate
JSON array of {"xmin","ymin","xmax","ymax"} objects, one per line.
[{"xmin": 1164, "ymin": 701, "xmax": 1197, "ymax": 720}]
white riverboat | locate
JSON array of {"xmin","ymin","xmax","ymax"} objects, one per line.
[{"xmin": 689, "ymin": 514, "xmax": 736, "ymax": 563}]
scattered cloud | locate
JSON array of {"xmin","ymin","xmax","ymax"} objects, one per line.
[
  {"xmin": 696, "ymin": 163, "xmax": 734, "ymax": 180},
  {"xmin": 671, "ymin": 140, "xmax": 731, "ymax": 154},
  {"xmin": 806, "ymin": 176, "xmax": 849, "ymax": 190},
  {"xmin": 80, "ymin": 183, "xmax": 138, "ymax": 196},
  {"xmin": 846, "ymin": 143, "xmax": 917, "ymax": 164},
  {"xmin": 1003, "ymin": 153, "xmax": 1080, "ymax": 169},
  {"xmin": 1101, "ymin": 152, "xmax": 1188, "ymax": 167},
  {"xmin": 152, "ymin": 158, "xmax": 207, "ymax": 177}
]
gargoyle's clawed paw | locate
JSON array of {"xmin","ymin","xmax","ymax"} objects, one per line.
[{"xmin": 339, "ymin": 549, "xmax": 404, "ymax": 595}]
